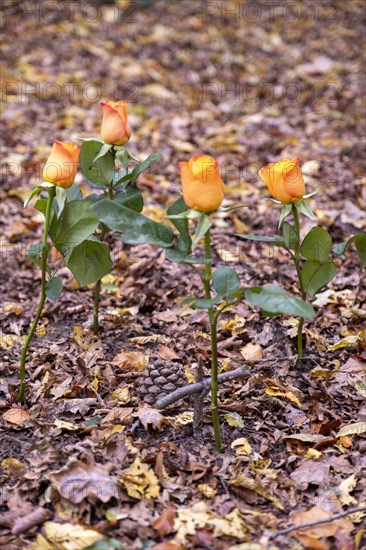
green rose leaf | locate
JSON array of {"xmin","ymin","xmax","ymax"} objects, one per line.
[
  {"xmin": 66, "ymin": 238, "xmax": 112, "ymax": 286},
  {"xmin": 189, "ymin": 296, "xmax": 223, "ymax": 309},
  {"xmin": 114, "ymin": 148, "xmax": 165, "ymax": 187},
  {"xmin": 24, "ymin": 186, "xmax": 43, "ymax": 208},
  {"xmin": 245, "ymin": 284, "xmax": 315, "ymax": 319},
  {"xmin": 333, "ymin": 233, "xmax": 366, "ymax": 267},
  {"xmin": 301, "ymin": 259, "xmax": 337, "ymax": 297},
  {"xmin": 193, "ymin": 214, "xmax": 211, "ymax": 244},
  {"xmin": 282, "ymin": 222, "xmax": 299, "ymax": 250},
  {"xmin": 46, "ymin": 277, "xmax": 63, "ymax": 300},
  {"xmin": 34, "ymin": 198, "xmax": 47, "ymax": 214},
  {"xmin": 236, "ymin": 234, "xmax": 285, "ymax": 245},
  {"xmin": 28, "ymin": 243, "xmax": 51, "ymax": 275},
  {"xmin": 213, "ymin": 266, "xmax": 241, "ymax": 296},
  {"xmin": 301, "ymin": 227, "xmax": 333, "ymax": 262},
  {"xmin": 93, "ymin": 199, "xmax": 174, "ymax": 248},
  {"xmin": 351, "ymin": 233, "xmax": 366, "ymax": 267},
  {"xmin": 51, "ymin": 200, "xmax": 99, "ymax": 249},
  {"xmin": 295, "ymin": 199, "xmax": 317, "ymax": 221},
  {"xmin": 80, "ymin": 139, "xmax": 115, "ymax": 187},
  {"xmin": 167, "ymin": 197, "xmax": 192, "ymax": 255},
  {"xmin": 279, "ymin": 203, "xmax": 293, "ymax": 227},
  {"xmin": 113, "ymin": 185, "xmax": 144, "ymax": 212}
]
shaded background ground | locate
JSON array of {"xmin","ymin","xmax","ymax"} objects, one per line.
[{"xmin": 0, "ymin": 1, "xmax": 365, "ymax": 549}]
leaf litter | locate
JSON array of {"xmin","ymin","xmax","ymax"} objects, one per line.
[{"xmin": 0, "ymin": 1, "xmax": 365, "ymax": 549}]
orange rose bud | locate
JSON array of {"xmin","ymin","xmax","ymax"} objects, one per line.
[
  {"xmin": 100, "ymin": 100, "xmax": 131, "ymax": 146},
  {"xmin": 179, "ymin": 154, "xmax": 225, "ymax": 212},
  {"xmin": 259, "ymin": 158, "xmax": 305, "ymax": 203},
  {"xmin": 42, "ymin": 141, "xmax": 80, "ymax": 189}
]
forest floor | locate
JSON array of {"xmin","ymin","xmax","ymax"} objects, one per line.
[{"xmin": 0, "ymin": 1, "xmax": 365, "ymax": 549}]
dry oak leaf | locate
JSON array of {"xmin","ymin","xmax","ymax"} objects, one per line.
[
  {"xmin": 102, "ymin": 407, "xmax": 134, "ymax": 425},
  {"xmin": 112, "ymin": 350, "xmax": 147, "ymax": 371},
  {"xmin": 210, "ymin": 508, "xmax": 248, "ymax": 539},
  {"xmin": 336, "ymin": 421, "xmax": 366, "ymax": 437},
  {"xmin": 290, "ymin": 459, "xmax": 330, "ymax": 489},
  {"xmin": 173, "ymin": 502, "xmax": 212, "ymax": 545},
  {"xmin": 53, "ymin": 419, "xmax": 79, "ymax": 431},
  {"xmin": 48, "ymin": 459, "xmax": 118, "ymax": 504},
  {"xmin": 337, "ymin": 474, "xmax": 358, "ymax": 506},
  {"xmin": 240, "ymin": 343, "xmax": 263, "ymax": 362},
  {"xmin": 291, "ymin": 506, "xmax": 354, "ymax": 550},
  {"xmin": 112, "ymin": 387, "xmax": 132, "ymax": 405},
  {"xmin": 120, "ymin": 457, "xmax": 160, "ymax": 500},
  {"xmin": 157, "ymin": 344, "xmax": 179, "ymax": 360},
  {"xmin": 153, "ymin": 508, "xmax": 176, "ymax": 537},
  {"xmin": 38, "ymin": 521, "xmax": 104, "ymax": 550},
  {"xmin": 173, "ymin": 503, "xmax": 249, "ymax": 545},
  {"xmin": 229, "ymin": 474, "xmax": 284, "ymax": 510},
  {"xmin": 169, "ymin": 411, "xmax": 194, "ymax": 427},
  {"xmin": 135, "ymin": 407, "xmax": 166, "ymax": 430},
  {"xmin": 3, "ymin": 407, "xmax": 30, "ymax": 427}
]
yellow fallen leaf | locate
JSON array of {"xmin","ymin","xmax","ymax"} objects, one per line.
[
  {"xmin": 0, "ymin": 333, "xmax": 20, "ymax": 349},
  {"xmin": 340, "ymin": 435, "xmax": 353, "ymax": 448},
  {"xmin": 1, "ymin": 457, "xmax": 25, "ymax": 476},
  {"xmin": 112, "ymin": 387, "xmax": 131, "ymax": 405},
  {"xmin": 197, "ymin": 483, "xmax": 216, "ymax": 498},
  {"xmin": 102, "ymin": 424, "xmax": 125, "ymax": 442},
  {"xmin": 36, "ymin": 324, "xmax": 47, "ymax": 337},
  {"xmin": 249, "ymin": 459, "xmax": 272, "ymax": 474},
  {"xmin": 240, "ymin": 343, "xmax": 262, "ymax": 362},
  {"xmin": 210, "ymin": 508, "xmax": 248, "ymax": 539},
  {"xmin": 174, "ymin": 502, "xmax": 212, "ymax": 545},
  {"xmin": 219, "ymin": 314, "xmax": 246, "ymax": 335},
  {"xmin": 265, "ymin": 387, "xmax": 302, "ymax": 407},
  {"xmin": 170, "ymin": 411, "xmax": 194, "ymax": 427},
  {"xmin": 184, "ymin": 364, "xmax": 195, "ymax": 383},
  {"xmin": 231, "ymin": 437, "xmax": 252, "ymax": 457},
  {"xmin": 43, "ymin": 521, "xmax": 104, "ymax": 550},
  {"xmin": 89, "ymin": 377, "xmax": 99, "ymax": 393},
  {"xmin": 328, "ymin": 329, "xmax": 365, "ymax": 351},
  {"xmin": 174, "ymin": 503, "xmax": 250, "ymax": 546},
  {"xmin": 54, "ymin": 420, "xmax": 79, "ymax": 431},
  {"xmin": 3, "ymin": 408, "xmax": 30, "ymax": 427},
  {"xmin": 306, "ymin": 448, "xmax": 322, "ymax": 460},
  {"xmin": 337, "ymin": 474, "xmax": 358, "ymax": 506},
  {"xmin": 120, "ymin": 458, "xmax": 160, "ymax": 500},
  {"xmin": 3, "ymin": 304, "xmax": 22, "ymax": 315},
  {"xmin": 225, "ymin": 412, "xmax": 245, "ymax": 428}
]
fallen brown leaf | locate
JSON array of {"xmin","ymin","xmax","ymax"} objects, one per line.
[
  {"xmin": 2, "ymin": 408, "xmax": 30, "ymax": 427},
  {"xmin": 153, "ymin": 508, "xmax": 176, "ymax": 536}
]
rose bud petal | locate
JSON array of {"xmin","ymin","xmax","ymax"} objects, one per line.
[
  {"xmin": 42, "ymin": 141, "xmax": 80, "ymax": 189},
  {"xmin": 179, "ymin": 154, "xmax": 225, "ymax": 212},
  {"xmin": 100, "ymin": 100, "xmax": 131, "ymax": 146},
  {"xmin": 259, "ymin": 158, "xmax": 305, "ymax": 204}
]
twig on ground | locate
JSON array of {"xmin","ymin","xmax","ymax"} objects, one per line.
[
  {"xmin": 155, "ymin": 364, "xmax": 251, "ymax": 409},
  {"xmin": 271, "ymin": 505, "xmax": 366, "ymax": 538}
]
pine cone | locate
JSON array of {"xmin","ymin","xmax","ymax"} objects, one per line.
[{"xmin": 139, "ymin": 360, "xmax": 185, "ymax": 405}]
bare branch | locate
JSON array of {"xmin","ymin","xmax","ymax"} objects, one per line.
[
  {"xmin": 155, "ymin": 364, "xmax": 250, "ymax": 409},
  {"xmin": 271, "ymin": 505, "xmax": 366, "ymax": 538}
]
